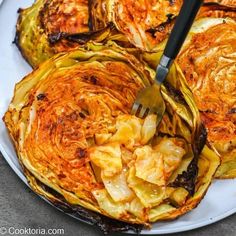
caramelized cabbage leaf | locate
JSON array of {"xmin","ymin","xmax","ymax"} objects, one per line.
[{"xmin": 3, "ymin": 42, "xmax": 219, "ymax": 230}]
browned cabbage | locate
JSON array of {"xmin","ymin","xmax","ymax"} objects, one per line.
[
  {"xmin": 177, "ymin": 16, "xmax": 236, "ymax": 178},
  {"xmin": 3, "ymin": 43, "xmax": 219, "ymax": 232},
  {"xmin": 15, "ymin": 0, "xmax": 108, "ymax": 67}
]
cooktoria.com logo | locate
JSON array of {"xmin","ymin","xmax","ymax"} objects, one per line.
[{"xmin": 0, "ymin": 226, "xmax": 65, "ymax": 235}]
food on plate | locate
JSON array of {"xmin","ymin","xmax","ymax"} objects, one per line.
[
  {"xmin": 3, "ymin": 43, "xmax": 219, "ymax": 232},
  {"xmin": 199, "ymin": 1, "xmax": 236, "ymax": 19},
  {"xmin": 177, "ymin": 16, "xmax": 236, "ymax": 178},
  {"xmin": 205, "ymin": 0, "xmax": 236, "ymax": 7},
  {"xmin": 15, "ymin": 0, "xmax": 236, "ymax": 69},
  {"xmin": 15, "ymin": 0, "xmax": 108, "ymax": 68},
  {"xmin": 106, "ymin": 0, "xmax": 236, "ymax": 52},
  {"xmin": 107, "ymin": 0, "xmax": 183, "ymax": 51}
]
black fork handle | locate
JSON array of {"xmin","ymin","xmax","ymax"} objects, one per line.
[
  {"xmin": 164, "ymin": 0, "xmax": 203, "ymax": 60},
  {"xmin": 156, "ymin": 0, "xmax": 203, "ymax": 84}
]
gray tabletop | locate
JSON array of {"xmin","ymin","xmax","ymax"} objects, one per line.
[{"xmin": 0, "ymin": 153, "xmax": 236, "ymax": 236}]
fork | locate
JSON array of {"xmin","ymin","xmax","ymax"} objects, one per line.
[{"xmin": 131, "ymin": 0, "xmax": 203, "ymax": 125}]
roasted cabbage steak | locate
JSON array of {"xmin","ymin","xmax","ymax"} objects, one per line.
[
  {"xmin": 3, "ymin": 43, "xmax": 219, "ymax": 232},
  {"xmin": 177, "ymin": 16, "xmax": 236, "ymax": 178},
  {"xmin": 15, "ymin": 0, "xmax": 108, "ymax": 68}
]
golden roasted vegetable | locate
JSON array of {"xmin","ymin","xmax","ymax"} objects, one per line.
[
  {"xmin": 107, "ymin": 0, "xmax": 183, "ymax": 52},
  {"xmin": 15, "ymin": 0, "xmax": 108, "ymax": 68},
  {"xmin": 3, "ymin": 43, "xmax": 219, "ymax": 232},
  {"xmin": 16, "ymin": 0, "xmax": 235, "ymax": 68},
  {"xmin": 199, "ymin": 1, "xmax": 236, "ymax": 19},
  {"xmin": 107, "ymin": 0, "xmax": 235, "ymax": 52},
  {"xmin": 177, "ymin": 16, "xmax": 236, "ymax": 179},
  {"xmin": 205, "ymin": 0, "xmax": 236, "ymax": 7}
]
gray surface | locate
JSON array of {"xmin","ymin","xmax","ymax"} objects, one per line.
[{"xmin": 0, "ymin": 153, "xmax": 236, "ymax": 236}]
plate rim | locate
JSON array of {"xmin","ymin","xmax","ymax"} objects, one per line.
[{"xmin": 0, "ymin": 0, "xmax": 236, "ymax": 234}]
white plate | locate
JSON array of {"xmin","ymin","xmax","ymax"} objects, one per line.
[{"xmin": 1, "ymin": 1, "xmax": 236, "ymax": 234}]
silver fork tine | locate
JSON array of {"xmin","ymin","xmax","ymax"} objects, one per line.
[
  {"xmin": 138, "ymin": 106, "xmax": 147, "ymax": 119},
  {"xmin": 131, "ymin": 102, "xmax": 139, "ymax": 115}
]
